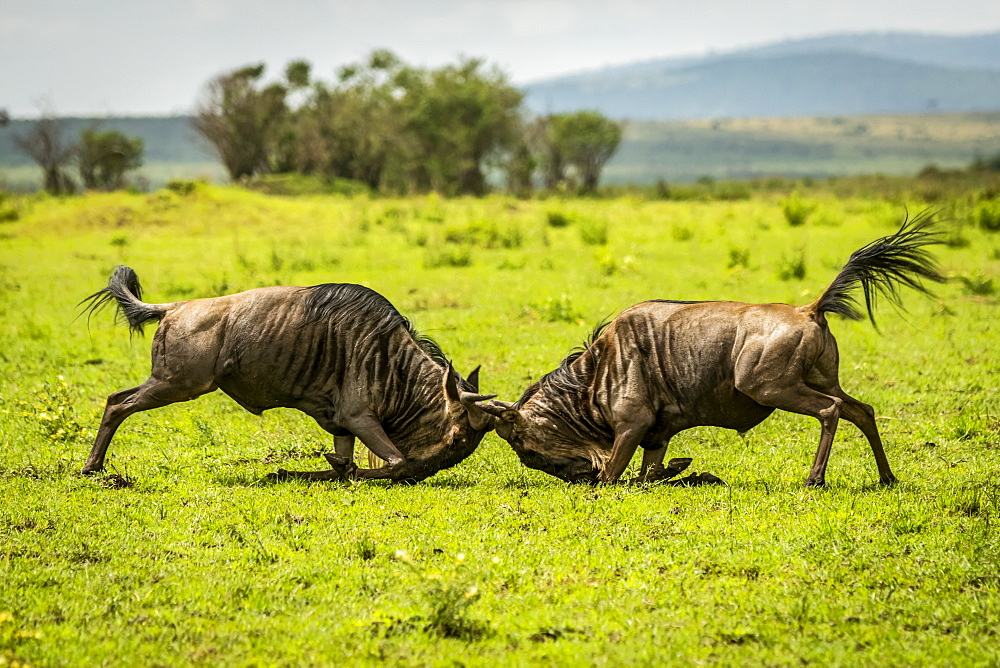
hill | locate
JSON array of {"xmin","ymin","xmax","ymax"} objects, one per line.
[{"xmin": 524, "ymin": 31, "xmax": 1000, "ymax": 119}]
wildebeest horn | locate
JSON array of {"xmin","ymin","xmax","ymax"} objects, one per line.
[
  {"xmin": 478, "ymin": 401, "xmax": 509, "ymax": 418},
  {"xmin": 459, "ymin": 391, "xmax": 497, "ymax": 431}
]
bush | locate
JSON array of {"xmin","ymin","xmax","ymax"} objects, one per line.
[
  {"xmin": 578, "ymin": 219, "xmax": 608, "ymax": 246},
  {"xmin": 777, "ymin": 250, "xmax": 807, "ymax": 281},
  {"xmin": 424, "ymin": 245, "xmax": 473, "ymax": 268},
  {"xmin": 546, "ymin": 210, "xmax": 572, "ymax": 227},
  {"xmin": 0, "ymin": 192, "xmax": 20, "ymax": 222},
  {"xmin": 523, "ymin": 295, "xmax": 579, "ymax": 323},
  {"xmin": 443, "ymin": 221, "xmax": 522, "ymax": 249},
  {"xmin": 728, "ymin": 247, "xmax": 750, "ymax": 269},
  {"xmin": 974, "ymin": 199, "xmax": 1000, "ymax": 232},
  {"xmin": 781, "ymin": 196, "xmax": 814, "ymax": 227}
]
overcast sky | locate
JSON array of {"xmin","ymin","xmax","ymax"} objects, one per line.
[{"xmin": 3, "ymin": 0, "xmax": 999, "ymax": 117}]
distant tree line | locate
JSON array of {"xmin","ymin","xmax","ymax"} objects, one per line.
[
  {"xmin": 192, "ymin": 50, "xmax": 623, "ymax": 196},
  {"xmin": 11, "ymin": 113, "xmax": 143, "ymax": 194}
]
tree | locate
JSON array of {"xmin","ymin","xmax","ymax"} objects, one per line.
[
  {"xmin": 547, "ymin": 111, "xmax": 622, "ymax": 193},
  {"xmin": 14, "ymin": 114, "xmax": 75, "ymax": 194},
  {"xmin": 192, "ymin": 64, "xmax": 288, "ymax": 180},
  {"xmin": 76, "ymin": 128, "xmax": 144, "ymax": 190},
  {"xmin": 397, "ymin": 58, "xmax": 523, "ymax": 195}
]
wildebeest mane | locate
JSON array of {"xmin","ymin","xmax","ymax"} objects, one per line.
[
  {"xmin": 302, "ymin": 283, "xmax": 448, "ymax": 367},
  {"xmin": 514, "ymin": 318, "xmax": 610, "ymax": 409}
]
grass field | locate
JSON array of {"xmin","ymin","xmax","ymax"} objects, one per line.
[{"xmin": 1, "ymin": 185, "xmax": 999, "ymax": 665}]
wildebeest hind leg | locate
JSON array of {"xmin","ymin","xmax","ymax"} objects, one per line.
[
  {"xmin": 82, "ymin": 376, "xmax": 214, "ymax": 474},
  {"xmin": 740, "ymin": 382, "xmax": 842, "ymax": 487},
  {"xmin": 830, "ymin": 388, "xmax": 896, "ymax": 485}
]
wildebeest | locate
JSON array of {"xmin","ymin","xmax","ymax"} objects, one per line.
[
  {"xmin": 79, "ymin": 266, "xmax": 495, "ymax": 482},
  {"xmin": 480, "ymin": 216, "xmax": 945, "ymax": 486}
]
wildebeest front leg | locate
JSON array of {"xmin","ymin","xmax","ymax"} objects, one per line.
[
  {"xmin": 639, "ymin": 444, "xmax": 667, "ymax": 479},
  {"xmin": 599, "ymin": 418, "xmax": 654, "ymax": 484}
]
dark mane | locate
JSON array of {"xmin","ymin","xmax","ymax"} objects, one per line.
[
  {"xmin": 514, "ymin": 319, "xmax": 610, "ymax": 409},
  {"xmin": 647, "ymin": 299, "xmax": 713, "ymax": 305},
  {"xmin": 302, "ymin": 283, "xmax": 448, "ymax": 368}
]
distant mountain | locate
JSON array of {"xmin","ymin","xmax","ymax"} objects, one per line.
[{"xmin": 524, "ymin": 31, "xmax": 1000, "ymax": 119}]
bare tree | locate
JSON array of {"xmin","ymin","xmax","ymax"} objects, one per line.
[{"xmin": 15, "ymin": 114, "xmax": 75, "ymax": 194}]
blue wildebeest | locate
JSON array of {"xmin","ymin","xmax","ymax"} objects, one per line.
[
  {"xmin": 80, "ymin": 266, "xmax": 495, "ymax": 482},
  {"xmin": 481, "ymin": 216, "xmax": 945, "ymax": 487}
]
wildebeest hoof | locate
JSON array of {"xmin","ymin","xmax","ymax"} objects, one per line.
[
  {"xmin": 263, "ymin": 468, "xmax": 290, "ymax": 483},
  {"xmin": 664, "ymin": 457, "xmax": 693, "ymax": 478},
  {"xmin": 80, "ymin": 467, "xmax": 101, "ymax": 476},
  {"xmin": 693, "ymin": 471, "xmax": 726, "ymax": 486},
  {"xmin": 632, "ymin": 457, "xmax": 693, "ymax": 483},
  {"xmin": 323, "ymin": 453, "xmax": 359, "ymax": 479},
  {"xmin": 671, "ymin": 471, "xmax": 728, "ymax": 486},
  {"xmin": 803, "ymin": 478, "xmax": 826, "ymax": 488}
]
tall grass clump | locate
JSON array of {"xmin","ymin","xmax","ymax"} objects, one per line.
[
  {"xmin": 546, "ymin": 210, "xmax": 572, "ymax": 228},
  {"xmin": 782, "ymin": 196, "xmax": 815, "ymax": 227},
  {"xmin": 957, "ymin": 273, "xmax": 997, "ymax": 296},
  {"xmin": 728, "ymin": 246, "xmax": 751, "ymax": 269},
  {"xmin": 523, "ymin": 295, "xmax": 580, "ymax": 323},
  {"xmin": 974, "ymin": 199, "xmax": 1000, "ymax": 232},
  {"xmin": 424, "ymin": 244, "xmax": 473, "ymax": 268},
  {"xmin": 578, "ymin": 218, "xmax": 608, "ymax": 246},
  {"xmin": 443, "ymin": 221, "xmax": 523, "ymax": 249},
  {"xmin": 777, "ymin": 250, "xmax": 807, "ymax": 281}
]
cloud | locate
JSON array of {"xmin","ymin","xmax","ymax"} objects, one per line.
[{"xmin": 500, "ymin": 1, "xmax": 584, "ymax": 38}]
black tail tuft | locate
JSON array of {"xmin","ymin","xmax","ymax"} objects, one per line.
[
  {"xmin": 79, "ymin": 265, "xmax": 165, "ymax": 335},
  {"xmin": 814, "ymin": 211, "xmax": 946, "ymax": 328}
]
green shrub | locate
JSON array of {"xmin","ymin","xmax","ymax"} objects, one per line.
[
  {"xmin": 777, "ymin": 250, "xmax": 807, "ymax": 281},
  {"xmin": 0, "ymin": 192, "xmax": 19, "ymax": 222},
  {"xmin": 523, "ymin": 295, "xmax": 579, "ymax": 323},
  {"xmin": 957, "ymin": 273, "xmax": 996, "ymax": 296},
  {"xmin": 974, "ymin": 199, "xmax": 1000, "ymax": 232},
  {"xmin": 782, "ymin": 196, "xmax": 814, "ymax": 227},
  {"xmin": 165, "ymin": 179, "xmax": 201, "ymax": 196},
  {"xmin": 578, "ymin": 219, "xmax": 608, "ymax": 246},
  {"xmin": 546, "ymin": 210, "xmax": 572, "ymax": 227},
  {"xmin": 443, "ymin": 221, "xmax": 522, "ymax": 249},
  {"xmin": 728, "ymin": 246, "xmax": 750, "ymax": 269},
  {"xmin": 424, "ymin": 245, "xmax": 473, "ymax": 268}
]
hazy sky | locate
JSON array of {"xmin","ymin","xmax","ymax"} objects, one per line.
[{"xmin": 3, "ymin": 0, "xmax": 1000, "ymax": 117}]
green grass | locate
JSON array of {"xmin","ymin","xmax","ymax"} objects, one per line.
[{"xmin": 1, "ymin": 186, "xmax": 999, "ymax": 665}]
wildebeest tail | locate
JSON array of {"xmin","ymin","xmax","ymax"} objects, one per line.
[
  {"xmin": 79, "ymin": 265, "xmax": 170, "ymax": 335},
  {"xmin": 810, "ymin": 212, "xmax": 946, "ymax": 328}
]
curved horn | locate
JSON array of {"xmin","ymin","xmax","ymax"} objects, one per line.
[{"xmin": 460, "ymin": 390, "xmax": 497, "ymax": 431}]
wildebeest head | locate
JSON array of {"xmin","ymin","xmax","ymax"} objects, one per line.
[
  {"xmin": 442, "ymin": 363, "xmax": 496, "ymax": 443},
  {"xmin": 379, "ymin": 362, "xmax": 497, "ymax": 481},
  {"xmin": 478, "ymin": 397, "xmax": 603, "ymax": 484}
]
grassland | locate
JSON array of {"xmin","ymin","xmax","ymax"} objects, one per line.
[
  {"xmin": 609, "ymin": 112, "xmax": 1000, "ymax": 184},
  {"xmin": 1, "ymin": 185, "xmax": 999, "ymax": 666}
]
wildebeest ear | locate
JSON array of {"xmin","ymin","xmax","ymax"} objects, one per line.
[
  {"xmin": 444, "ymin": 363, "xmax": 461, "ymax": 402},
  {"xmin": 500, "ymin": 410, "xmax": 519, "ymax": 423},
  {"xmin": 466, "ymin": 365, "xmax": 481, "ymax": 392}
]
